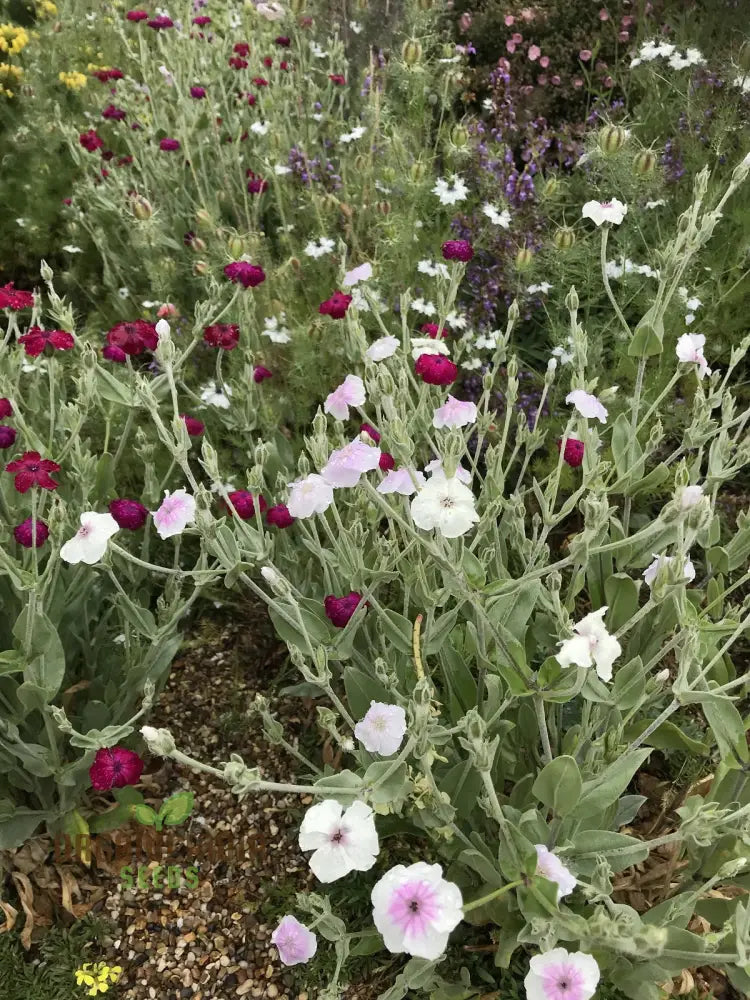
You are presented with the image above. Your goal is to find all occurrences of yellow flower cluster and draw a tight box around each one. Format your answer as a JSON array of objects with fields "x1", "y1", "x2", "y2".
[
  {"x1": 35, "y1": 0, "x2": 58, "y2": 16},
  {"x1": 0, "y1": 24, "x2": 29, "y2": 54},
  {"x1": 59, "y1": 70, "x2": 87, "y2": 90},
  {"x1": 0, "y1": 61, "x2": 22, "y2": 97},
  {"x1": 74, "y1": 963, "x2": 122, "y2": 997}
]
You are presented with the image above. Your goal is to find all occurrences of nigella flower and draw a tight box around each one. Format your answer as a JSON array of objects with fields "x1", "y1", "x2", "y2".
[
  {"x1": 556, "y1": 608, "x2": 621, "y2": 683},
  {"x1": 377, "y1": 467, "x2": 425, "y2": 496},
  {"x1": 287, "y1": 474, "x2": 334, "y2": 518},
  {"x1": 89, "y1": 746, "x2": 144, "y2": 791},
  {"x1": 299, "y1": 799, "x2": 379, "y2": 882},
  {"x1": 203, "y1": 324, "x2": 240, "y2": 350},
  {"x1": 581, "y1": 199, "x2": 628, "y2": 226},
  {"x1": 643, "y1": 554, "x2": 695, "y2": 589},
  {"x1": 432, "y1": 396, "x2": 477, "y2": 429},
  {"x1": 372, "y1": 863, "x2": 463, "y2": 960},
  {"x1": 557, "y1": 438, "x2": 584, "y2": 467},
  {"x1": 482, "y1": 203, "x2": 511, "y2": 227},
  {"x1": 223, "y1": 261, "x2": 266, "y2": 288},
  {"x1": 415, "y1": 354, "x2": 458, "y2": 387},
  {"x1": 304, "y1": 237, "x2": 335, "y2": 258},
  {"x1": 79, "y1": 129, "x2": 104, "y2": 152},
  {"x1": 152, "y1": 489, "x2": 196, "y2": 539},
  {"x1": 253, "y1": 365, "x2": 273, "y2": 383},
  {"x1": 109, "y1": 499, "x2": 149, "y2": 530},
  {"x1": 226, "y1": 491, "x2": 267, "y2": 520},
  {"x1": 271, "y1": 916, "x2": 317, "y2": 967},
  {"x1": 676, "y1": 333, "x2": 711, "y2": 378},
  {"x1": 442, "y1": 240, "x2": 474, "y2": 262},
  {"x1": 319, "y1": 291, "x2": 352, "y2": 319},
  {"x1": 14, "y1": 517, "x2": 49, "y2": 548},
  {"x1": 18, "y1": 326, "x2": 75, "y2": 357},
  {"x1": 60, "y1": 511, "x2": 120, "y2": 564},
  {"x1": 160, "y1": 137, "x2": 181, "y2": 152},
  {"x1": 6, "y1": 451, "x2": 60, "y2": 492},
  {"x1": 0, "y1": 426, "x2": 17, "y2": 448},
  {"x1": 322, "y1": 440, "x2": 381, "y2": 488},
  {"x1": 324, "y1": 374, "x2": 365, "y2": 420},
  {"x1": 325, "y1": 591, "x2": 366, "y2": 627},
  {"x1": 534, "y1": 845, "x2": 576, "y2": 901},
  {"x1": 432, "y1": 174, "x2": 469, "y2": 205},
  {"x1": 365, "y1": 336, "x2": 399, "y2": 362},
  {"x1": 355, "y1": 702, "x2": 407, "y2": 755},
  {"x1": 266, "y1": 503, "x2": 295, "y2": 528},
  {"x1": 565, "y1": 389, "x2": 608, "y2": 423},
  {"x1": 411, "y1": 474, "x2": 479, "y2": 538},
  {"x1": 524, "y1": 948, "x2": 600, "y2": 1000},
  {"x1": 182, "y1": 415, "x2": 205, "y2": 436}
]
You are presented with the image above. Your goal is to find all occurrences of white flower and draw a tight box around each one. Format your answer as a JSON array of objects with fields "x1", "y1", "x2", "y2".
[
  {"x1": 445, "y1": 311, "x2": 468, "y2": 330},
  {"x1": 581, "y1": 198, "x2": 628, "y2": 226},
  {"x1": 482, "y1": 203, "x2": 511, "y2": 227},
  {"x1": 200, "y1": 380, "x2": 232, "y2": 409},
  {"x1": 158, "y1": 64, "x2": 174, "y2": 86},
  {"x1": 433, "y1": 396, "x2": 478, "y2": 429},
  {"x1": 339, "y1": 126, "x2": 366, "y2": 143},
  {"x1": 556, "y1": 608, "x2": 621, "y2": 683},
  {"x1": 62, "y1": 245, "x2": 84, "y2": 253},
  {"x1": 366, "y1": 336, "x2": 399, "y2": 362},
  {"x1": 676, "y1": 333, "x2": 711, "y2": 378},
  {"x1": 260, "y1": 566, "x2": 282, "y2": 587},
  {"x1": 118, "y1": 287, "x2": 130, "y2": 299},
  {"x1": 372, "y1": 862, "x2": 463, "y2": 960},
  {"x1": 343, "y1": 262, "x2": 372, "y2": 287},
  {"x1": 349, "y1": 20, "x2": 363, "y2": 33},
  {"x1": 274, "y1": 164, "x2": 292, "y2": 175},
  {"x1": 152, "y1": 489, "x2": 196, "y2": 540},
  {"x1": 287, "y1": 474, "x2": 334, "y2": 518},
  {"x1": 432, "y1": 175, "x2": 468, "y2": 206},
  {"x1": 551, "y1": 341, "x2": 575, "y2": 365},
  {"x1": 324, "y1": 374, "x2": 366, "y2": 420},
  {"x1": 417, "y1": 259, "x2": 450, "y2": 279},
  {"x1": 411, "y1": 475, "x2": 479, "y2": 538},
  {"x1": 524, "y1": 948, "x2": 600, "y2": 1000},
  {"x1": 424, "y1": 459, "x2": 471, "y2": 484},
  {"x1": 354, "y1": 702, "x2": 407, "y2": 755},
  {"x1": 527, "y1": 282, "x2": 553, "y2": 295},
  {"x1": 566, "y1": 389, "x2": 608, "y2": 423},
  {"x1": 643, "y1": 554, "x2": 695, "y2": 589},
  {"x1": 256, "y1": 1, "x2": 286, "y2": 20},
  {"x1": 250, "y1": 121, "x2": 270, "y2": 136},
  {"x1": 411, "y1": 336, "x2": 449, "y2": 360},
  {"x1": 321, "y1": 440, "x2": 381, "y2": 488},
  {"x1": 377, "y1": 467, "x2": 426, "y2": 496},
  {"x1": 60, "y1": 512, "x2": 120, "y2": 565},
  {"x1": 534, "y1": 846, "x2": 577, "y2": 901},
  {"x1": 263, "y1": 316, "x2": 291, "y2": 344},
  {"x1": 304, "y1": 237, "x2": 335, "y2": 258},
  {"x1": 299, "y1": 800, "x2": 379, "y2": 882},
  {"x1": 309, "y1": 41, "x2": 328, "y2": 58},
  {"x1": 155, "y1": 318, "x2": 170, "y2": 339},
  {"x1": 679, "y1": 484, "x2": 704, "y2": 509},
  {"x1": 645, "y1": 199, "x2": 666, "y2": 209},
  {"x1": 411, "y1": 298, "x2": 437, "y2": 317}
]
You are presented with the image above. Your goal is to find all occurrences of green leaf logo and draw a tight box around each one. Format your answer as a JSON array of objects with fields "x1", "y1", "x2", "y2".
[
  {"x1": 158, "y1": 790, "x2": 194, "y2": 827},
  {"x1": 133, "y1": 803, "x2": 158, "y2": 827}
]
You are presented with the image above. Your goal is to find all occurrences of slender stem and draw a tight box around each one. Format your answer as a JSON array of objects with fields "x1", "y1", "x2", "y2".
[
  {"x1": 463, "y1": 879, "x2": 524, "y2": 914},
  {"x1": 534, "y1": 696, "x2": 553, "y2": 765}
]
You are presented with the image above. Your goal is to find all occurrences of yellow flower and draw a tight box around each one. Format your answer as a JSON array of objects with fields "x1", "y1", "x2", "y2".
[
  {"x1": 74, "y1": 962, "x2": 121, "y2": 995},
  {"x1": 0, "y1": 25, "x2": 29, "y2": 55},
  {"x1": 59, "y1": 70, "x2": 87, "y2": 90},
  {"x1": 36, "y1": 0, "x2": 58, "y2": 16},
  {"x1": 0, "y1": 63, "x2": 23, "y2": 82}
]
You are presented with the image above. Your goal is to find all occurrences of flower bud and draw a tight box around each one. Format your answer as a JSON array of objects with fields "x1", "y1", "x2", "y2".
[
  {"x1": 598, "y1": 124, "x2": 628, "y2": 155},
  {"x1": 195, "y1": 208, "x2": 212, "y2": 228},
  {"x1": 40, "y1": 259, "x2": 53, "y2": 282},
  {"x1": 514, "y1": 247, "x2": 534, "y2": 271},
  {"x1": 402, "y1": 39, "x2": 422, "y2": 65},
  {"x1": 290, "y1": 0, "x2": 306, "y2": 13},
  {"x1": 633, "y1": 149, "x2": 657, "y2": 175},
  {"x1": 441, "y1": 43, "x2": 455, "y2": 59},
  {"x1": 565, "y1": 286, "x2": 580, "y2": 313},
  {"x1": 131, "y1": 195, "x2": 152, "y2": 220},
  {"x1": 450, "y1": 124, "x2": 469, "y2": 148},
  {"x1": 228, "y1": 235, "x2": 245, "y2": 258},
  {"x1": 553, "y1": 226, "x2": 576, "y2": 250},
  {"x1": 191, "y1": 236, "x2": 207, "y2": 253},
  {"x1": 140, "y1": 726, "x2": 176, "y2": 756},
  {"x1": 193, "y1": 260, "x2": 209, "y2": 276}
]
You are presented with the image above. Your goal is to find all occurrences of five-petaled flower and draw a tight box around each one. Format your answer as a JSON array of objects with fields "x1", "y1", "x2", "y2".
[
  {"x1": 556, "y1": 607, "x2": 621, "y2": 682},
  {"x1": 324, "y1": 374, "x2": 365, "y2": 420},
  {"x1": 203, "y1": 324, "x2": 240, "y2": 350},
  {"x1": 534, "y1": 845, "x2": 577, "y2": 901},
  {"x1": 6, "y1": 451, "x2": 60, "y2": 492},
  {"x1": 355, "y1": 702, "x2": 407, "y2": 755},
  {"x1": 581, "y1": 199, "x2": 628, "y2": 226},
  {"x1": 18, "y1": 325, "x2": 75, "y2": 357},
  {"x1": 271, "y1": 915, "x2": 317, "y2": 967},
  {"x1": 319, "y1": 290, "x2": 353, "y2": 319},
  {"x1": 415, "y1": 354, "x2": 458, "y2": 386},
  {"x1": 299, "y1": 799, "x2": 379, "y2": 882},
  {"x1": 152, "y1": 489, "x2": 196, "y2": 539},
  {"x1": 224, "y1": 261, "x2": 266, "y2": 288},
  {"x1": 372, "y1": 862, "x2": 463, "y2": 960},
  {"x1": 89, "y1": 746, "x2": 144, "y2": 791},
  {"x1": 61, "y1": 511, "x2": 120, "y2": 564},
  {"x1": 524, "y1": 948, "x2": 600, "y2": 1000},
  {"x1": 411, "y1": 472, "x2": 479, "y2": 538},
  {"x1": 676, "y1": 333, "x2": 711, "y2": 378},
  {"x1": 324, "y1": 591, "x2": 366, "y2": 627},
  {"x1": 565, "y1": 389, "x2": 608, "y2": 423}
]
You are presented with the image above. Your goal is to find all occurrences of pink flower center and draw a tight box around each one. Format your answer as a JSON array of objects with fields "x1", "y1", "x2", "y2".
[
  {"x1": 542, "y1": 961, "x2": 587, "y2": 1000},
  {"x1": 78, "y1": 523, "x2": 92, "y2": 538},
  {"x1": 440, "y1": 497, "x2": 456, "y2": 510},
  {"x1": 330, "y1": 828, "x2": 346, "y2": 844},
  {"x1": 387, "y1": 879, "x2": 439, "y2": 937}
]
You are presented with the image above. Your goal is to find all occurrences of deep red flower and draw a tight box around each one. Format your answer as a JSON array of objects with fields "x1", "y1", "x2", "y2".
[
  {"x1": 246, "y1": 171, "x2": 268, "y2": 194},
  {"x1": 557, "y1": 438, "x2": 585, "y2": 468},
  {"x1": 116, "y1": 155, "x2": 134, "y2": 167},
  {"x1": 14, "y1": 517, "x2": 49, "y2": 548},
  {"x1": 126, "y1": 9, "x2": 148, "y2": 21},
  {"x1": 92, "y1": 68, "x2": 123, "y2": 82},
  {"x1": 106, "y1": 319, "x2": 158, "y2": 356},
  {"x1": 415, "y1": 354, "x2": 458, "y2": 386},
  {"x1": 252, "y1": 77, "x2": 269, "y2": 87},
  {"x1": 109, "y1": 498, "x2": 149, "y2": 530},
  {"x1": 0, "y1": 283, "x2": 34, "y2": 311},
  {"x1": 101, "y1": 150, "x2": 114, "y2": 161},
  {"x1": 319, "y1": 291, "x2": 352, "y2": 320},
  {"x1": 421, "y1": 322, "x2": 448, "y2": 339},
  {"x1": 5, "y1": 451, "x2": 60, "y2": 492},
  {"x1": 360, "y1": 422, "x2": 381, "y2": 443},
  {"x1": 0, "y1": 426, "x2": 17, "y2": 449},
  {"x1": 147, "y1": 15, "x2": 173, "y2": 29},
  {"x1": 0, "y1": 398, "x2": 12, "y2": 419},
  {"x1": 102, "y1": 345, "x2": 127, "y2": 363},
  {"x1": 181, "y1": 415, "x2": 205, "y2": 436},
  {"x1": 442, "y1": 239, "x2": 474, "y2": 262},
  {"x1": 18, "y1": 326, "x2": 75, "y2": 358},
  {"x1": 160, "y1": 137, "x2": 180, "y2": 151},
  {"x1": 226, "y1": 491, "x2": 267, "y2": 520},
  {"x1": 192, "y1": 15, "x2": 211, "y2": 25},
  {"x1": 253, "y1": 365, "x2": 273, "y2": 383},
  {"x1": 266, "y1": 503, "x2": 295, "y2": 528},
  {"x1": 229, "y1": 57, "x2": 248, "y2": 70},
  {"x1": 379, "y1": 452, "x2": 395, "y2": 471},
  {"x1": 246, "y1": 92, "x2": 256, "y2": 106},
  {"x1": 224, "y1": 261, "x2": 266, "y2": 288},
  {"x1": 79, "y1": 129, "x2": 104, "y2": 152},
  {"x1": 324, "y1": 592, "x2": 366, "y2": 628},
  {"x1": 275, "y1": 36, "x2": 291, "y2": 47},
  {"x1": 204, "y1": 324, "x2": 240, "y2": 350},
  {"x1": 89, "y1": 746, "x2": 144, "y2": 791},
  {"x1": 234, "y1": 42, "x2": 250, "y2": 56},
  {"x1": 280, "y1": 60, "x2": 289, "y2": 70},
  {"x1": 102, "y1": 104, "x2": 126, "y2": 121},
  {"x1": 328, "y1": 74, "x2": 346, "y2": 85},
  {"x1": 263, "y1": 56, "x2": 273, "y2": 68},
  {"x1": 190, "y1": 85, "x2": 206, "y2": 99}
]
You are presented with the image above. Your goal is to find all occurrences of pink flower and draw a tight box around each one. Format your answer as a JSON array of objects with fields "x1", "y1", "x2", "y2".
[
  {"x1": 504, "y1": 15, "x2": 515, "y2": 26},
  {"x1": 512, "y1": 32, "x2": 523, "y2": 43},
  {"x1": 181, "y1": 415, "x2": 205, "y2": 437},
  {"x1": 152, "y1": 489, "x2": 196, "y2": 539},
  {"x1": 618, "y1": 30, "x2": 629, "y2": 42},
  {"x1": 106, "y1": 319, "x2": 157, "y2": 356},
  {"x1": 192, "y1": 16, "x2": 211, "y2": 26},
  {"x1": 599, "y1": 8, "x2": 609, "y2": 20},
  {"x1": 566, "y1": 389, "x2": 608, "y2": 423},
  {"x1": 287, "y1": 474, "x2": 334, "y2": 518},
  {"x1": 534, "y1": 845, "x2": 577, "y2": 901},
  {"x1": 372, "y1": 862, "x2": 463, "y2": 960},
  {"x1": 415, "y1": 354, "x2": 458, "y2": 387},
  {"x1": 103, "y1": 345, "x2": 127, "y2": 363},
  {"x1": 506, "y1": 40, "x2": 516, "y2": 53},
  {"x1": 271, "y1": 915, "x2": 317, "y2": 966},
  {"x1": 524, "y1": 948, "x2": 600, "y2": 1000},
  {"x1": 539, "y1": 55, "x2": 550, "y2": 68},
  {"x1": 528, "y1": 44, "x2": 541, "y2": 61},
  {"x1": 266, "y1": 503, "x2": 295, "y2": 528},
  {"x1": 441, "y1": 239, "x2": 474, "y2": 262},
  {"x1": 324, "y1": 591, "x2": 366, "y2": 627},
  {"x1": 203, "y1": 324, "x2": 240, "y2": 350},
  {"x1": 537, "y1": 74, "x2": 548, "y2": 86},
  {"x1": 224, "y1": 261, "x2": 266, "y2": 288},
  {"x1": 226, "y1": 491, "x2": 267, "y2": 520},
  {"x1": 551, "y1": 74, "x2": 561, "y2": 85},
  {"x1": 322, "y1": 440, "x2": 381, "y2": 488},
  {"x1": 557, "y1": 438, "x2": 584, "y2": 467},
  {"x1": 14, "y1": 517, "x2": 49, "y2": 548},
  {"x1": 573, "y1": 77, "x2": 584, "y2": 88},
  {"x1": 343, "y1": 262, "x2": 373, "y2": 287},
  {"x1": 324, "y1": 374, "x2": 366, "y2": 420},
  {"x1": 579, "y1": 49, "x2": 592, "y2": 61},
  {"x1": 157, "y1": 303, "x2": 177, "y2": 318},
  {"x1": 432, "y1": 396, "x2": 478, "y2": 429},
  {"x1": 377, "y1": 467, "x2": 425, "y2": 496},
  {"x1": 160, "y1": 137, "x2": 180, "y2": 151},
  {"x1": 89, "y1": 746, "x2": 144, "y2": 791},
  {"x1": 319, "y1": 291, "x2": 353, "y2": 319},
  {"x1": 109, "y1": 499, "x2": 149, "y2": 530}
]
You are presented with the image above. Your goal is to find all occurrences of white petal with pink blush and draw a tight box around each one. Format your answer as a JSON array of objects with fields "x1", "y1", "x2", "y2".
[
  {"x1": 372, "y1": 862, "x2": 463, "y2": 960},
  {"x1": 432, "y1": 395, "x2": 478, "y2": 429},
  {"x1": 298, "y1": 800, "x2": 379, "y2": 883}
]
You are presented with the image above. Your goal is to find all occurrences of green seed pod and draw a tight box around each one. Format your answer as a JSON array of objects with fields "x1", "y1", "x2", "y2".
[
  {"x1": 290, "y1": 0, "x2": 306, "y2": 13},
  {"x1": 376, "y1": 200, "x2": 391, "y2": 215},
  {"x1": 451, "y1": 124, "x2": 469, "y2": 148},
  {"x1": 195, "y1": 208, "x2": 212, "y2": 228},
  {"x1": 542, "y1": 176, "x2": 560, "y2": 199},
  {"x1": 227, "y1": 235, "x2": 244, "y2": 258},
  {"x1": 402, "y1": 39, "x2": 422, "y2": 65},
  {"x1": 738, "y1": 40, "x2": 750, "y2": 72},
  {"x1": 410, "y1": 161, "x2": 428, "y2": 182},
  {"x1": 514, "y1": 247, "x2": 534, "y2": 271},
  {"x1": 191, "y1": 236, "x2": 207, "y2": 253},
  {"x1": 633, "y1": 149, "x2": 657, "y2": 175},
  {"x1": 597, "y1": 124, "x2": 628, "y2": 155},
  {"x1": 131, "y1": 195, "x2": 152, "y2": 220},
  {"x1": 553, "y1": 227, "x2": 576, "y2": 250},
  {"x1": 442, "y1": 43, "x2": 455, "y2": 59},
  {"x1": 354, "y1": 154, "x2": 368, "y2": 172}
]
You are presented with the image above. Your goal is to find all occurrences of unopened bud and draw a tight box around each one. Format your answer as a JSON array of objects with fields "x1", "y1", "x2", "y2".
[
  {"x1": 228, "y1": 235, "x2": 244, "y2": 258},
  {"x1": 140, "y1": 726, "x2": 176, "y2": 756},
  {"x1": 290, "y1": 0, "x2": 306, "y2": 13},
  {"x1": 195, "y1": 208, "x2": 212, "y2": 228},
  {"x1": 598, "y1": 124, "x2": 628, "y2": 155},
  {"x1": 193, "y1": 260, "x2": 209, "y2": 276},
  {"x1": 376, "y1": 200, "x2": 391, "y2": 215},
  {"x1": 191, "y1": 235, "x2": 207, "y2": 253},
  {"x1": 411, "y1": 161, "x2": 428, "y2": 182},
  {"x1": 542, "y1": 176, "x2": 559, "y2": 199},
  {"x1": 565, "y1": 286, "x2": 580, "y2": 313}
]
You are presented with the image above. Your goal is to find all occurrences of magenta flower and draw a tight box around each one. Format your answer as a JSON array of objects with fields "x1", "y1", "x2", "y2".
[
  {"x1": 226, "y1": 491, "x2": 267, "y2": 520},
  {"x1": 203, "y1": 324, "x2": 240, "y2": 350},
  {"x1": 190, "y1": 85, "x2": 206, "y2": 98},
  {"x1": 557, "y1": 438, "x2": 584, "y2": 468},
  {"x1": 0, "y1": 426, "x2": 17, "y2": 449},
  {"x1": 147, "y1": 15, "x2": 173, "y2": 29},
  {"x1": 266, "y1": 503, "x2": 295, "y2": 528},
  {"x1": 0, "y1": 398, "x2": 12, "y2": 419},
  {"x1": 192, "y1": 16, "x2": 211, "y2": 26},
  {"x1": 319, "y1": 291, "x2": 352, "y2": 319},
  {"x1": 254, "y1": 365, "x2": 273, "y2": 383},
  {"x1": 324, "y1": 591, "x2": 366, "y2": 627},
  {"x1": 271, "y1": 915, "x2": 317, "y2": 967},
  {"x1": 5, "y1": 451, "x2": 60, "y2": 492},
  {"x1": 14, "y1": 517, "x2": 49, "y2": 548},
  {"x1": 441, "y1": 239, "x2": 474, "y2": 262},
  {"x1": 79, "y1": 129, "x2": 104, "y2": 152},
  {"x1": 360, "y1": 423, "x2": 381, "y2": 443},
  {"x1": 89, "y1": 746, "x2": 144, "y2": 791},
  {"x1": 160, "y1": 137, "x2": 180, "y2": 152},
  {"x1": 109, "y1": 498, "x2": 149, "y2": 530},
  {"x1": 126, "y1": 9, "x2": 148, "y2": 21},
  {"x1": 379, "y1": 452, "x2": 395, "y2": 471},
  {"x1": 102, "y1": 104, "x2": 126, "y2": 121},
  {"x1": 18, "y1": 326, "x2": 75, "y2": 358},
  {"x1": 0, "y1": 283, "x2": 33, "y2": 311},
  {"x1": 181, "y1": 415, "x2": 205, "y2": 437},
  {"x1": 224, "y1": 261, "x2": 266, "y2": 288},
  {"x1": 103, "y1": 345, "x2": 127, "y2": 363},
  {"x1": 275, "y1": 35, "x2": 291, "y2": 46},
  {"x1": 415, "y1": 354, "x2": 458, "y2": 387},
  {"x1": 421, "y1": 322, "x2": 448, "y2": 339}
]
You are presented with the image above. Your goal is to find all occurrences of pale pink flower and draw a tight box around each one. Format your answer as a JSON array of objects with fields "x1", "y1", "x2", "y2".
[
  {"x1": 538, "y1": 74, "x2": 548, "y2": 86},
  {"x1": 511, "y1": 32, "x2": 523, "y2": 43},
  {"x1": 432, "y1": 395, "x2": 478, "y2": 429},
  {"x1": 152, "y1": 489, "x2": 196, "y2": 539},
  {"x1": 504, "y1": 14, "x2": 515, "y2": 26},
  {"x1": 355, "y1": 702, "x2": 407, "y2": 755},
  {"x1": 322, "y1": 440, "x2": 382, "y2": 488},
  {"x1": 324, "y1": 374, "x2": 366, "y2": 419},
  {"x1": 506, "y1": 40, "x2": 517, "y2": 53},
  {"x1": 157, "y1": 303, "x2": 177, "y2": 318},
  {"x1": 528, "y1": 44, "x2": 541, "y2": 61},
  {"x1": 366, "y1": 336, "x2": 399, "y2": 362},
  {"x1": 539, "y1": 55, "x2": 550, "y2": 68},
  {"x1": 581, "y1": 199, "x2": 628, "y2": 226},
  {"x1": 676, "y1": 333, "x2": 711, "y2": 378},
  {"x1": 599, "y1": 8, "x2": 609, "y2": 20},
  {"x1": 372, "y1": 862, "x2": 463, "y2": 960},
  {"x1": 377, "y1": 467, "x2": 426, "y2": 496},
  {"x1": 535, "y1": 846, "x2": 577, "y2": 901},
  {"x1": 565, "y1": 389, "x2": 608, "y2": 423},
  {"x1": 643, "y1": 554, "x2": 695, "y2": 589},
  {"x1": 524, "y1": 948, "x2": 600, "y2": 1000},
  {"x1": 343, "y1": 262, "x2": 373, "y2": 287},
  {"x1": 287, "y1": 474, "x2": 334, "y2": 518},
  {"x1": 271, "y1": 916, "x2": 317, "y2": 966},
  {"x1": 579, "y1": 49, "x2": 592, "y2": 61},
  {"x1": 299, "y1": 800, "x2": 379, "y2": 882},
  {"x1": 424, "y1": 458, "x2": 471, "y2": 484},
  {"x1": 551, "y1": 75, "x2": 561, "y2": 85}
]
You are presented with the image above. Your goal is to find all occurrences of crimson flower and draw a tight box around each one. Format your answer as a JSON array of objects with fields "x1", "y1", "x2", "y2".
[
  {"x1": 229, "y1": 57, "x2": 248, "y2": 70},
  {"x1": 324, "y1": 592, "x2": 367, "y2": 628},
  {"x1": 192, "y1": 15, "x2": 211, "y2": 25},
  {"x1": 234, "y1": 42, "x2": 250, "y2": 56},
  {"x1": 226, "y1": 491, "x2": 267, "y2": 520},
  {"x1": 105, "y1": 319, "x2": 158, "y2": 356},
  {"x1": 147, "y1": 15, "x2": 173, "y2": 29},
  {"x1": 0, "y1": 283, "x2": 34, "y2": 311},
  {"x1": 442, "y1": 239, "x2": 474, "y2": 262},
  {"x1": 181, "y1": 415, "x2": 205, "y2": 436},
  {"x1": 102, "y1": 345, "x2": 127, "y2": 363},
  {"x1": 109, "y1": 498, "x2": 149, "y2": 530},
  {"x1": 319, "y1": 291, "x2": 352, "y2": 319},
  {"x1": 246, "y1": 172, "x2": 268, "y2": 194},
  {"x1": 280, "y1": 60, "x2": 289, "y2": 70},
  {"x1": 0, "y1": 398, "x2": 12, "y2": 418},
  {"x1": 102, "y1": 104, "x2": 126, "y2": 121},
  {"x1": 0, "y1": 426, "x2": 17, "y2": 449},
  {"x1": 252, "y1": 76, "x2": 269, "y2": 87},
  {"x1": 190, "y1": 85, "x2": 206, "y2": 99},
  {"x1": 421, "y1": 322, "x2": 448, "y2": 339},
  {"x1": 89, "y1": 746, "x2": 144, "y2": 791},
  {"x1": 266, "y1": 504, "x2": 295, "y2": 528},
  {"x1": 6, "y1": 451, "x2": 60, "y2": 492},
  {"x1": 126, "y1": 9, "x2": 148, "y2": 21},
  {"x1": 558, "y1": 438, "x2": 585, "y2": 468},
  {"x1": 79, "y1": 129, "x2": 104, "y2": 153},
  {"x1": 224, "y1": 261, "x2": 266, "y2": 288},
  {"x1": 204, "y1": 324, "x2": 240, "y2": 350},
  {"x1": 160, "y1": 137, "x2": 180, "y2": 151},
  {"x1": 253, "y1": 365, "x2": 273, "y2": 383},
  {"x1": 379, "y1": 452, "x2": 395, "y2": 471},
  {"x1": 415, "y1": 354, "x2": 458, "y2": 386},
  {"x1": 275, "y1": 36, "x2": 291, "y2": 46},
  {"x1": 14, "y1": 517, "x2": 49, "y2": 548},
  {"x1": 329, "y1": 74, "x2": 346, "y2": 85},
  {"x1": 360, "y1": 423, "x2": 381, "y2": 443},
  {"x1": 18, "y1": 326, "x2": 75, "y2": 358}
]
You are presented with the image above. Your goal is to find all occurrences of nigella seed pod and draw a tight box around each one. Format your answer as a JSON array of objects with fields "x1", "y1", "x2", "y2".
[
  {"x1": 376, "y1": 200, "x2": 391, "y2": 215},
  {"x1": 514, "y1": 248, "x2": 534, "y2": 271},
  {"x1": 441, "y1": 43, "x2": 455, "y2": 59},
  {"x1": 554, "y1": 227, "x2": 576, "y2": 250},
  {"x1": 193, "y1": 260, "x2": 209, "y2": 276},
  {"x1": 354, "y1": 154, "x2": 367, "y2": 172},
  {"x1": 228, "y1": 235, "x2": 245, "y2": 258},
  {"x1": 450, "y1": 124, "x2": 469, "y2": 148},
  {"x1": 290, "y1": 0, "x2": 306, "y2": 13},
  {"x1": 195, "y1": 208, "x2": 212, "y2": 228},
  {"x1": 542, "y1": 177, "x2": 560, "y2": 199},
  {"x1": 411, "y1": 161, "x2": 427, "y2": 182},
  {"x1": 290, "y1": 257, "x2": 301, "y2": 274},
  {"x1": 598, "y1": 124, "x2": 628, "y2": 155},
  {"x1": 191, "y1": 236, "x2": 207, "y2": 253},
  {"x1": 402, "y1": 39, "x2": 422, "y2": 65},
  {"x1": 634, "y1": 149, "x2": 657, "y2": 175},
  {"x1": 131, "y1": 195, "x2": 152, "y2": 220}
]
